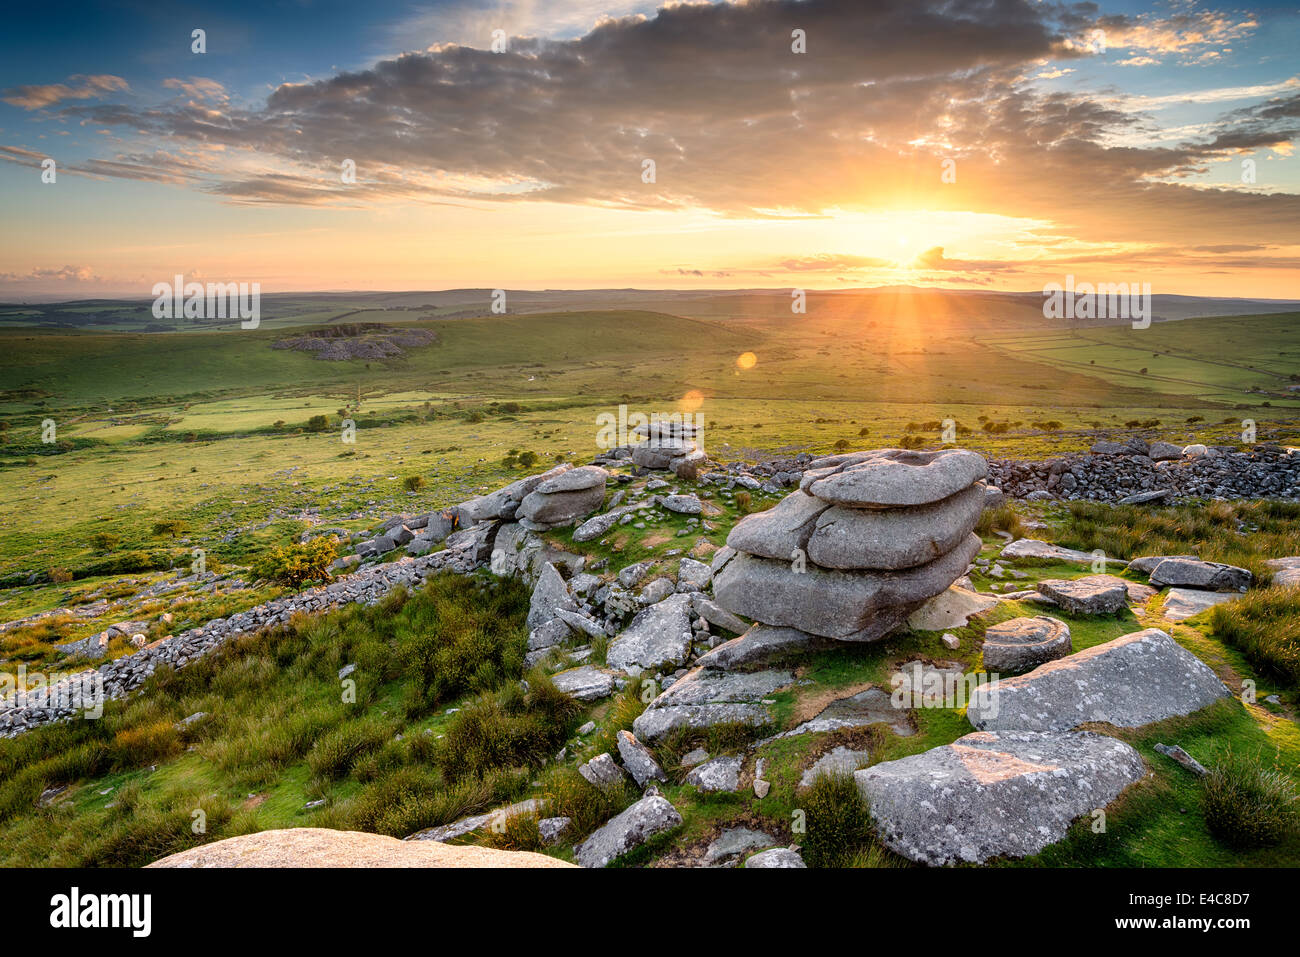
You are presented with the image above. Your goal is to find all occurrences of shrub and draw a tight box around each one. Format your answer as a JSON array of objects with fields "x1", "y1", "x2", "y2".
[
  {"x1": 1202, "y1": 752, "x2": 1299, "y2": 849},
  {"x1": 88, "y1": 531, "x2": 120, "y2": 552},
  {"x1": 801, "y1": 771, "x2": 876, "y2": 868},
  {"x1": 402, "y1": 475, "x2": 426, "y2": 491},
  {"x1": 435, "y1": 675, "x2": 580, "y2": 783},
  {"x1": 48, "y1": 567, "x2": 73, "y2": 584},
  {"x1": 306, "y1": 715, "x2": 397, "y2": 780},
  {"x1": 393, "y1": 575, "x2": 529, "y2": 713},
  {"x1": 734, "y1": 490, "x2": 753, "y2": 514},
  {"x1": 253, "y1": 538, "x2": 338, "y2": 587},
  {"x1": 151, "y1": 519, "x2": 186, "y2": 538},
  {"x1": 305, "y1": 414, "x2": 331, "y2": 432}
]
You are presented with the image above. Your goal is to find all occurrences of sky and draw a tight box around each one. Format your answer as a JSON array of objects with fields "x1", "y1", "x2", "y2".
[{"x1": 0, "y1": 0, "x2": 1298, "y2": 299}]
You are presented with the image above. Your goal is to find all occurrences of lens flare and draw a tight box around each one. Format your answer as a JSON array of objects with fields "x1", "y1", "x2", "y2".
[{"x1": 736, "y1": 352, "x2": 757, "y2": 370}]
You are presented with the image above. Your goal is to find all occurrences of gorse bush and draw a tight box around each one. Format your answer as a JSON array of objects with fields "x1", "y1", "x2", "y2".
[
  {"x1": 252, "y1": 537, "x2": 337, "y2": 587},
  {"x1": 1202, "y1": 752, "x2": 1299, "y2": 849},
  {"x1": 393, "y1": 577, "x2": 529, "y2": 715}
]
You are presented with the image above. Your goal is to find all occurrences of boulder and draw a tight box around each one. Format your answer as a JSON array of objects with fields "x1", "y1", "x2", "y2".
[
  {"x1": 696, "y1": 624, "x2": 830, "y2": 671},
  {"x1": 713, "y1": 534, "x2": 981, "y2": 640},
  {"x1": 744, "y1": 847, "x2": 807, "y2": 868},
  {"x1": 704, "y1": 828, "x2": 777, "y2": 866},
  {"x1": 149, "y1": 828, "x2": 572, "y2": 868},
  {"x1": 533, "y1": 465, "x2": 607, "y2": 493},
  {"x1": 684, "y1": 755, "x2": 743, "y2": 792},
  {"x1": 1035, "y1": 577, "x2": 1128, "y2": 615},
  {"x1": 781, "y1": 687, "x2": 912, "y2": 738},
  {"x1": 517, "y1": 484, "x2": 607, "y2": 529},
  {"x1": 999, "y1": 539, "x2": 1098, "y2": 565},
  {"x1": 632, "y1": 667, "x2": 794, "y2": 744},
  {"x1": 578, "y1": 752, "x2": 627, "y2": 789},
  {"x1": 906, "y1": 585, "x2": 999, "y2": 631},
  {"x1": 551, "y1": 665, "x2": 617, "y2": 702},
  {"x1": 799, "y1": 448, "x2": 988, "y2": 508},
  {"x1": 967, "y1": 628, "x2": 1231, "y2": 732},
  {"x1": 981, "y1": 616, "x2": 1071, "y2": 675},
  {"x1": 856, "y1": 730, "x2": 1146, "y2": 865},
  {"x1": 1125, "y1": 554, "x2": 1197, "y2": 575},
  {"x1": 1265, "y1": 557, "x2": 1300, "y2": 588},
  {"x1": 606, "y1": 593, "x2": 694, "y2": 674},
  {"x1": 1161, "y1": 588, "x2": 1237, "y2": 622},
  {"x1": 572, "y1": 505, "x2": 636, "y2": 542},
  {"x1": 1149, "y1": 558, "x2": 1253, "y2": 592},
  {"x1": 1147, "y1": 441, "x2": 1183, "y2": 462},
  {"x1": 800, "y1": 746, "x2": 874, "y2": 787},
  {"x1": 617, "y1": 729, "x2": 667, "y2": 788},
  {"x1": 676, "y1": 557, "x2": 713, "y2": 592},
  {"x1": 807, "y1": 483, "x2": 986, "y2": 570},
  {"x1": 725, "y1": 491, "x2": 829, "y2": 561},
  {"x1": 574, "y1": 792, "x2": 682, "y2": 868},
  {"x1": 661, "y1": 494, "x2": 702, "y2": 515},
  {"x1": 526, "y1": 562, "x2": 576, "y2": 631},
  {"x1": 691, "y1": 596, "x2": 749, "y2": 636}
]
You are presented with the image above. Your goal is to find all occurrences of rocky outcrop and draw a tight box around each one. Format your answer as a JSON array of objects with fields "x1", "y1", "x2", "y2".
[
  {"x1": 988, "y1": 444, "x2": 1299, "y2": 503},
  {"x1": 713, "y1": 449, "x2": 988, "y2": 643}
]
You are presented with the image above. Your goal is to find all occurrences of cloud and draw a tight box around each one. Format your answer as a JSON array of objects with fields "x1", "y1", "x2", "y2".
[
  {"x1": 1, "y1": 74, "x2": 128, "y2": 110},
  {"x1": 22, "y1": 0, "x2": 1300, "y2": 252},
  {"x1": 0, "y1": 265, "x2": 103, "y2": 283}
]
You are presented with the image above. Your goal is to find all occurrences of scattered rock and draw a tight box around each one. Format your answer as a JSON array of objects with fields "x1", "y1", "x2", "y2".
[
  {"x1": 967, "y1": 628, "x2": 1231, "y2": 732},
  {"x1": 574, "y1": 792, "x2": 682, "y2": 868},
  {"x1": 856, "y1": 730, "x2": 1147, "y2": 865}
]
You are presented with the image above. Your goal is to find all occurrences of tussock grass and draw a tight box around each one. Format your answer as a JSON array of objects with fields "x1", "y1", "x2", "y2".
[
  {"x1": 1202, "y1": 751, "x2": 1300, "y2": 849},
  {"x1": 1210, "y1": 586, "x2": 1300, "y2": 688},
  {"x1": 799, "y1": 771, "x2": 880, "y2": 868},
  {"x1": 975, "y1": 502, "x2": 1029, "y2": 540},
  {"x1": 435, "y1": 673, "x2": 581, "y2": 783}
]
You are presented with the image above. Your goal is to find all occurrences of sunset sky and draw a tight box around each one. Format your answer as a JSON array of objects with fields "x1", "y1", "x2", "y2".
[{"x1": 1, "y1": 0, "x2": 1298, "y2": 299}]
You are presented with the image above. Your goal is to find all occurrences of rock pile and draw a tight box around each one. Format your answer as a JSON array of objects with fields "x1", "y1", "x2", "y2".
[
  {"x1": 987, "y1": 443, "x2": 1298, "y2": 503},
  {"x1": 628, "y1": 420, "x2": 707, "y2": 478},
  {"x1": 712, "y1": 449, "x2": 987, "y2": 641}
]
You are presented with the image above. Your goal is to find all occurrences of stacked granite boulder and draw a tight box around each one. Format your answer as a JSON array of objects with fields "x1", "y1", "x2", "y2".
[
  {"x1": 630, "y1": 420, "x2": 707, "y2": 478},
  {"x1": 713, "y1": 448, "x2": 988, "y2": 642}
]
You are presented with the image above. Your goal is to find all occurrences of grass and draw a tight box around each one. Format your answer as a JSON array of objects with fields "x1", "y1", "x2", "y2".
[
  {"x1": 1202, "y1": 750, "x2": 1300, "y2": 849},
  {"x1": 1209, "y1": 586, "x2": 1300, "y2": 689},
  {"x1": 0, "y1": 571, "x2": 541, "y2": 865},
  {"x1": 798, "y1": 771, "x2": 881, "y2": 868},
  {"x1": 1055, "y1": 499, "x2": 1300, "y2": 583}
]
